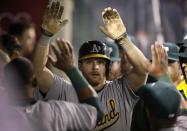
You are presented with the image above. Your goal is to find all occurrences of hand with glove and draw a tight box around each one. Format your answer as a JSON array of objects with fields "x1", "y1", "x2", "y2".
[
  {"x1": 41, "y1": 1, "x2": 68, "y2": 37},
  {"x1": 100, "y1": 7, "x2": 127, "y2": 42}
]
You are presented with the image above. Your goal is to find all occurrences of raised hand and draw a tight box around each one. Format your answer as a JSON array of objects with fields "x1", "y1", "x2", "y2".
[
  {"x1": 49, "y1": 38, "x2": 74, "y2": 71},
  {"x1": 42, "y1": 1, "x2": 68, "y2": 36},
  {"x1": 146, "y1": 41, "x2": 168, "y2": 79},
  {"x1": 100, "y1": 7, "x2": 126, "y2": 40}
]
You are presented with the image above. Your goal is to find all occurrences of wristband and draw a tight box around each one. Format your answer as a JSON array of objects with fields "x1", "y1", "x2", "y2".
[
  {"x1": 65, "y1": 67, "x2": 89, "y2": 91},
  {"x1": 84, "y1": 97, "x2": 104, "y2": 122},
  {"x1": 66, "y1": 67, "x2": 104, "y2": 121},
  {"x1": 41, "y1": 28, "x2": 53, "y2": 37},
  {"x1": 115, "y1": 32, "x2": 128, "y2": 44},
  {"x1": 38, "y1": 35, "x2": 51, "y2": 46},
  {"x1": 159, "y1": 73, "x2": 173, "y2": 84}
]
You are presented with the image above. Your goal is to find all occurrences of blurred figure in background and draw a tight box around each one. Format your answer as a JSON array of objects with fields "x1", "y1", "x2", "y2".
[
  {"x1": 106, "y1": 42, "x2": 121, "y2": 80},
  {"x1": 163, "y1": 42, "x2": 187, "y2": 110},
  {"x1": 0, "y1": 33, "x2": 22, "y2": 59},
  {"x1": 164, "y1": 42, "x2": 187, "y2": 102},
  {"x1": 137, "y1": 81, "x2": 187, "y2": 131},
  {"x1": 3, "y1": 54, "x2": 102, "y2": 131},
  {"x1": 106, "y1": 35, "x2": 140, "y2": 81},
  {"x1": 164, "y1": 42, "x2": 181, "y2": 86},
  {"x1": 0, "y1": 49, "x2": 10, "y2": 87},
  {"x1": 173, "y1": 40, "x2": 187, "y2": 102},
  {"x1": 0, "y1": 33, "x2": 22, "y2": 87},
  {"x1": 8, "y1": 20, "x2": 36, "y2": 59}
]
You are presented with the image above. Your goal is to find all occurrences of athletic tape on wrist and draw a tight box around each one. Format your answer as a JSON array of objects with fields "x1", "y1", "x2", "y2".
[
  {"x1": 41, "y1": 28, "x2": 54, "y2": 37},
  {"x1": 38, "y1": 35, "x2": 51, "y2": 46},
  {"x1": 65, "y1": 67, "x2": 89, "y2": 91},
  {"x1": 115, "y1": 32, "x2": 128, "y2": 44},
  {"x1": 65, "y1": 67, "x2": 104, "y2": 121},
  {"x1": 84, "y1": 97, "x2": 104, "y2": 122}
]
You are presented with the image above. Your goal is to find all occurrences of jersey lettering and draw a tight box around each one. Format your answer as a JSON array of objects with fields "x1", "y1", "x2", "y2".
[{"x1": 95, "y1": 99, "x2": 119, "y2": 130}]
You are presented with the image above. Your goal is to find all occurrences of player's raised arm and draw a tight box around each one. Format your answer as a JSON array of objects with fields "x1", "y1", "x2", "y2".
[
  {"x1": 33, "y1": 1, "x2": 68, "y2": 93},
  {"x1": 146, "y1": 41, "x2": 169, "y2": 80},
  {"x1": 99, "y1": 7, "x2": 148, "y2": 91}
]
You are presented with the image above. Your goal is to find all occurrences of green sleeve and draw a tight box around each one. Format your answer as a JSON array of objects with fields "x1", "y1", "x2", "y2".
[{"x1": 158, "y1": 74, "x2": 173, "y2": 84}]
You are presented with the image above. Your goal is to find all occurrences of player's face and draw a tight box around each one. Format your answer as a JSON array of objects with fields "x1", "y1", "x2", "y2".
[
  {"x1": 168, "y1": 61, "x2": 180, "y2": 82},
  {"x1": 182, "y1": 63, "x2": 187, "y2": 78},
  {"x1": 79, "y1": 58, "x2": 106, "y2": 87},
  {"x1": 18, "y1": 27, "x2": 36, "y2": 55}
]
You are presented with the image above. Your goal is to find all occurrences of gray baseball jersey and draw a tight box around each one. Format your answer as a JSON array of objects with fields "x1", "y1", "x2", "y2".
[
  {"x1": 38, "y1": 75, "x2": 139, "y2": 131},
  {"x1": 0, "y1": 93, "x2": 33, "y2": 131},
  {"x1": 35, "y1": 76, "x2": 78, "y2": 102},
  {"x1": 17, "y1": 100, "x2": 97, "y2": 131}
]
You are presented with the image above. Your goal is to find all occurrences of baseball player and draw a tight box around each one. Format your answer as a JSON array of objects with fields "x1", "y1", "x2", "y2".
[
  {"x1": 0, "y1": 33, "x2": 22, "y2": 59},
  {"x1": 162, "y1": 42, "x2": 187, "y2": 110},
  {"x1": 3, "y1": 38, "x2": 103, "y2": 130},
  {"x1": 105, "y1": 42, "x2": 121, "y2": 80},
  {"x1": 34, "y1": 3, "x2": 151, "y2": 130},
  {"x1": 137, "y1": 81, "x2": 186, "y2": 131},
  {"x1": 172, "y1": 39, "x2": 187, "y2": 100},
  {"x1": 131, "y1": 41, "x2": 179, "y2": 131}
]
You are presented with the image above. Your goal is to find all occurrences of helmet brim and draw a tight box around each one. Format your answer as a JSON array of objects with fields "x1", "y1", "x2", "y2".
[
  {"x1": 79, "y1": 53, "x2": 111, "y2": 61},
  {"x1": 173, "y1": 52, "x2": 187, "y2": 58}
]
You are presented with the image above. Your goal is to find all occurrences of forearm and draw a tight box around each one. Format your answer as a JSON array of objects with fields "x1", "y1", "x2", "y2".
[
  {"x1": 65, "y1": 66, "x2": 98, "y2": 102},
  {"x1": 34, "y1": 48, "x2": 49, "y2": 76},
  {"x1": 33, "y1": 35, "x2": 54, "y2": 93},
  {"x1": 157, "y1": 73, "x2": 172, "y2": 83},
  {"x1": 118, "y1": 36, "x2": 148, "y2": 75}
]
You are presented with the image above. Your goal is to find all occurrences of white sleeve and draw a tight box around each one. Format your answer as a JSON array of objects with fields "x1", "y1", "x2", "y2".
[{"x1": 49, "y1": 101, "x2": 97, "y2": 131}]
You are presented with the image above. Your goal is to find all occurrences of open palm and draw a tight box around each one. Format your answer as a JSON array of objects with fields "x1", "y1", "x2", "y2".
[
  {"x1": 100, "y1": 7, "x2": 126, "y2": 40},
  {"x1": 42, "y1": 1, "x2": 68, "y2": 35}
]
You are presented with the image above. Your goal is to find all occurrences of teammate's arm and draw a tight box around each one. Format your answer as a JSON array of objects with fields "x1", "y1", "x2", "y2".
[
  {"x1": 49, "y1": 101, "x2": 98, "y2": 130},
  {"x1": 33, "y1": 1, "x2": 68, "y2": 93},
  {"x1": 100, "y1": 7, "x2": 148, "y2": 91},
  {"x1": 126, "y1": 41, "x2": 169, "y2": 91},
  {"x1": 146, "y1": 41, "x2": 169, "y2": 80}
]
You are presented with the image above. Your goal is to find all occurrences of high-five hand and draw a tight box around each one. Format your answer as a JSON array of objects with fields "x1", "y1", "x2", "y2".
[
  {"x1": 100, "y1": 7, "x2": 126, "y2": 40},
  {"x1": 146, "y1": 41, "x2": 168, "y2": 79},
  {"x1": 42, "y1": 1, "x2": 68, "y2": 36},
  {"x1": 50, "y1": 39, "x2": 74, "y2": 71}
]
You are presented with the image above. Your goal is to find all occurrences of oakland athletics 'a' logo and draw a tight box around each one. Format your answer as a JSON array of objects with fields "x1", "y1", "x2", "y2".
[{"x1": 91, "y1": 44, "x2": 102, "y2": 53}]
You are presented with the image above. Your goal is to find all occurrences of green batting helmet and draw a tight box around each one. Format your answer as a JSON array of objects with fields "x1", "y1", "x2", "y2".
[{"x1": 79, "y1": 40, "x2": 111, "y2": 61}]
